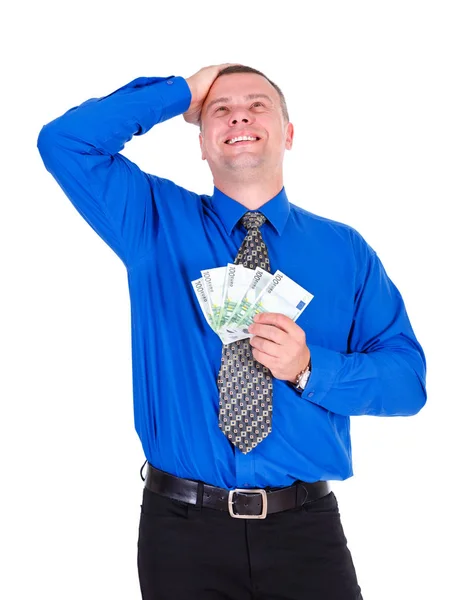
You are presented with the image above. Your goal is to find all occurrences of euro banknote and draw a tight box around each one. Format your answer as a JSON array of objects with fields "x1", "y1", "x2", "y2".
[
  {"x1": 221, "y1": 270, "x2": 314, "y2": 342},
  {"x1": 215, "y1": 264, "x2": 254, "y2": 330},
  {"x1": 219, "y1": 265, "x2": 274, "y2": 330},
  {"x1": 192, "y1": 265, "x2": 313, "y2": 345},
  {"x1": 191, "y1": 277, "x2": 216, "y2": 331},
  {"x1": 200, "y1": 266, "x2": 226, "y2": 330}
]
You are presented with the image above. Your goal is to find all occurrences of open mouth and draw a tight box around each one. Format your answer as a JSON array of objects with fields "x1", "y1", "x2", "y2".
[{"x1": 224, "y1": 136, "x2": 261, "y2": 145}]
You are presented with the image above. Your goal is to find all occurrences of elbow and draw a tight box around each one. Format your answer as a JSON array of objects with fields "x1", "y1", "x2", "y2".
[
  {"x1": 37, "y1": 124, "x2": 54, "y2": 157},
  {"x1": 37, "y1": 109, "x2": 67, "y2": 149},
  {"x1": 403, "y1": 392, "x2": 426, "y2": 416},
  {"x1": 389, "y1": 344, "x2": 427, "y2": 416},
  {"x1": 393, "y1": 371, "x2": 427, "y2": 416},
  {"x1": 37, "y1": 122, "x2": 64, "y2": 169},
  {"x1": 405, "y1": 351, "x2": 427, "y2": 416},
  {"x1": 407, "y1": 380, "x2": 427, "y2": 416}
]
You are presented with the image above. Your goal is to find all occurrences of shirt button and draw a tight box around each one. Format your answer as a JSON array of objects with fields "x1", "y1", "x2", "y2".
[
  {"x1": 308, "y1": 392, "x2": 314, "y2": 398},
  {"x1": 167, "y1": 79, "x2": 173, "y2": 85}
]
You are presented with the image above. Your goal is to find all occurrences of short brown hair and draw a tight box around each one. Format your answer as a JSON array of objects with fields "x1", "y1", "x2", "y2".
[{"x1": 200, "y1": 65, "x2": 289, "y2": 129}]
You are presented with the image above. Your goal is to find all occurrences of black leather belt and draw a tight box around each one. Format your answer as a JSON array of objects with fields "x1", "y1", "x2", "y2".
[{"x1": 143, "y1": 462, "x2": 331, "y2": 520}]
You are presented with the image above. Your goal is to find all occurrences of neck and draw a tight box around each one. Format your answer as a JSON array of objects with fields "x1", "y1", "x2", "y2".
[{"x1": 213, "y1": 172, "x2": 284, "y2": 210}]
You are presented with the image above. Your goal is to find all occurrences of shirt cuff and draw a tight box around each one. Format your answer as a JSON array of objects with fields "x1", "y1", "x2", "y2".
[
  {"x1": 156, "y1": 76, "x2": 192, "y2": 122},
  {"x1": 299, "y1": 344, "x2": 342, "y2": 405}
]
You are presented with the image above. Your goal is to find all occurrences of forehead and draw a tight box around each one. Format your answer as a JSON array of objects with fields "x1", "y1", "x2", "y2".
[{"x1": 202, "y1": 72, "x2": 278, "y2": 112}]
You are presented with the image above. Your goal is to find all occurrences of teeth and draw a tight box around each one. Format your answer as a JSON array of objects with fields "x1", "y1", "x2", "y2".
[{"x1": 226, "y1": 135, "x2": 258, "y2": 145}]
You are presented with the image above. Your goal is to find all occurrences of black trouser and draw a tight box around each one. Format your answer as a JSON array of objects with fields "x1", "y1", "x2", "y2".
[{"x1": 137, "y1": 483, "x2": 363, "y2": 599}]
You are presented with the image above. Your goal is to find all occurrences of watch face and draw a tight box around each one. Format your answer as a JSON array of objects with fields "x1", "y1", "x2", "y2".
[{"x1": 298, "y1": 369, "x2": 310, "y2": 389}]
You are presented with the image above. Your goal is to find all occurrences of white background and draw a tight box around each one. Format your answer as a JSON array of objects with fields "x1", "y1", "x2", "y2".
[{"x1": 1, "y1": 1, "x2": 468, "y2": 598}]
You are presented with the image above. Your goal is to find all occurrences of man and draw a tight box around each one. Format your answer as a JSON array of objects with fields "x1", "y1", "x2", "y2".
[{"x1": 37, "y1": 63, "x2": 427, "y2": 599}]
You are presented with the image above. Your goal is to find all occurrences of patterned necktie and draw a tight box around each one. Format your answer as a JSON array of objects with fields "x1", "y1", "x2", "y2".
[{"x1": 217, "y1": 211, "x2": 273, "y2": 454}]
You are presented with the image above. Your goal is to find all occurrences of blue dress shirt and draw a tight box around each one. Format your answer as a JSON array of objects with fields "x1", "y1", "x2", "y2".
[{"x1": 37, "y1": 75, "x2": 427, "y2": 489}]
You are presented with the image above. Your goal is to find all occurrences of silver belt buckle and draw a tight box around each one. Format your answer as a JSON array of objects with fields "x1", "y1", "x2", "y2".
[{"x1": 228, "y1": 488, "x2": 268, "y2": 519}]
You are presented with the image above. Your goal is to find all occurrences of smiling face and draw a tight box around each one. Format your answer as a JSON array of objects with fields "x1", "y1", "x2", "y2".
[{"x1": 199, "y1": 72, "x2": 294, "y2": 182}]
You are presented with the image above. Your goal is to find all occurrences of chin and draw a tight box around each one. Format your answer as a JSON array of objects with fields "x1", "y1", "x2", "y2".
[{"x1": 225, "y1": 156, "x2": 266, "y2": 171}]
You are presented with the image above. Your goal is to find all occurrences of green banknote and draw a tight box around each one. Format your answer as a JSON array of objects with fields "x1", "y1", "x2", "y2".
[
  {"x1": 192, "y1": 267, "x2": 314, "y2": 345},
  {"x1": 222, "y1": 267, "x2": 274, "y2": 330},
  {"x1": 191, "y1": 276, "x2": 216, "y2": 331},
  {"x1": 243, "y1": 270, "x2": 314, "y2": 326},
  {"x1": 217, "y1": 264, "x2": 272, "y2": 331},
  {"x1": 220, "y1": 270, "x2": 314, "y2": 343},
  {"x1": 200, "y1": 266, "x2": 226, "y2": 330}
]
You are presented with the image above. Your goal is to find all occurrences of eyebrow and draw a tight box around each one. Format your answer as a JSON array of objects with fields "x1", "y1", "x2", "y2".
[{"x1": 205, "y1": 93, "x2": 274, "y2": 113}]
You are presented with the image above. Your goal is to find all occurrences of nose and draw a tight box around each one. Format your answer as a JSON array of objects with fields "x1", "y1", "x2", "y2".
[
  {"x1": 231, "y1": 116, "x2": 249, "y2": 124},
  {"x1": 229, "y1": 106, "x2": 253, "y2": 125}
]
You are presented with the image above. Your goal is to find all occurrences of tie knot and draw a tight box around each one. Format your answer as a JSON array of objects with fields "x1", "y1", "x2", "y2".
[{"x1": 242, "y1": 211, "x2": 266, "y2": 231}]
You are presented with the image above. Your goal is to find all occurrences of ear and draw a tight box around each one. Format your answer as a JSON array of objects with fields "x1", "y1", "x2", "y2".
[
  {"x1": 199, "y1": 132, "x2": 206, "y2": 161},
  {"x1": 285, "y1": 122, "x2": 294, "y2": 150}
]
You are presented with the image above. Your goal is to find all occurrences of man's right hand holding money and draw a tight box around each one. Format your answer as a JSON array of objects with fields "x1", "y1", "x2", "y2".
[{"x1": 248, "y1": 312, "x2": 311, "y2": 384}]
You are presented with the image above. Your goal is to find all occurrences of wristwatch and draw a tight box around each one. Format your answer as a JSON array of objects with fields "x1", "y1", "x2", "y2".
[{"x1": 292, "y1": 357, "x2": 312, "y2": 391}]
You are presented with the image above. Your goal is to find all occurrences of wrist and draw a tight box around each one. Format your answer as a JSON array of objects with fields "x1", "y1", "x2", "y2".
[
  {"x1": 289, "y1": 352, "x2": 311, "y2": 385},
  {"x1": 185, "y1": 78, "x2": 200, "y2": 104},
  {"x1": 184, "y1": 77, "x2": 194, "y2": 96}
]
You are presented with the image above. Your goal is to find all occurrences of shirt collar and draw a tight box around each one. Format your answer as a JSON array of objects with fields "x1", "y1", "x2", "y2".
[{"x1": 210, "y1": 186, "x2": 291, "y2": 236}]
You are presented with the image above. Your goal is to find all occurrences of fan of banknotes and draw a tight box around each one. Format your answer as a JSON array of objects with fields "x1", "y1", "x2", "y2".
[{"x1": 192, "y1": 263, "x2": 314, "y2": 345}]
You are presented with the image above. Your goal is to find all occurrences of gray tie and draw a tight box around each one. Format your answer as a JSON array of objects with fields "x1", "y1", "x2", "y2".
[{"x1": 217, "y1": 211, "x2": 273, "y2": 453}]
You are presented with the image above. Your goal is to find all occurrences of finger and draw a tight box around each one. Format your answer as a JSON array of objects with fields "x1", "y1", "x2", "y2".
[
  {"x1": 250, "y1": 336, "x2": 281, "y2": 358},
  {"x1": 251, "y1": 347, "x2": 273, "y2": 367},
  {"x1": 252, "y1": 348, "x2": 281, "y2": 374},
  {"x1": 253, "y1": 312, "x2": 302, "y2": 336},
  {"x1": 247, "y1": 323, "x2": 287, "y2": 345}
]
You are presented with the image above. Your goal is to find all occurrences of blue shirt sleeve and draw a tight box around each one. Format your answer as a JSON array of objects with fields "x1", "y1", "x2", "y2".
[
  {"x1": 300, "y1": 232, "x2": 427, "y2": 416},
  {"x1": 37, "y1": 76, "x2": 192, "y2": 268}
]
